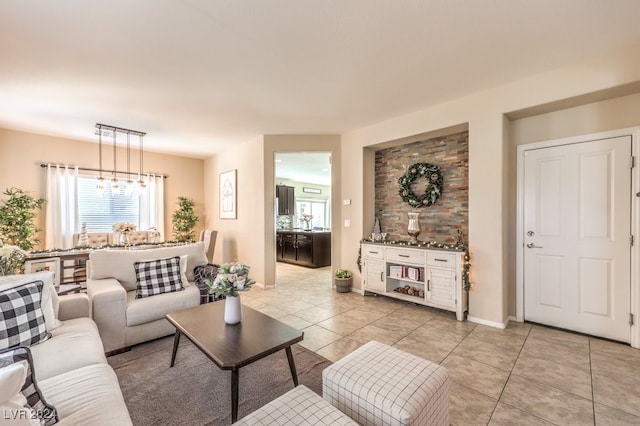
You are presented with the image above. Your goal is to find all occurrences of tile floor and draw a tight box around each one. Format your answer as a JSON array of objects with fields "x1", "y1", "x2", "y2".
[{"x1": 241, "y1": 263, "x2": 640, "y2": 425}]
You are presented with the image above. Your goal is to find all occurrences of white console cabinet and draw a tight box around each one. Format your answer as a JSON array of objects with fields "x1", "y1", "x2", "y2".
[{"x1": 361, "y1": 243, "x2": 467, "y2": 321}]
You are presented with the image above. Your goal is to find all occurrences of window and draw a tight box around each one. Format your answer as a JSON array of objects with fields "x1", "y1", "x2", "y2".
[
  {"x1": 77, "y1": 175, "x2": 140, "y2": 232},
  {"x1": 296, "y1": 200, "x2": 328, "y2": 229}
]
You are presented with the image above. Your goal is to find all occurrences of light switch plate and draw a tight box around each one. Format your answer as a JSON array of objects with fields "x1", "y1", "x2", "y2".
[{"x1": 344, "y1": 219, "x2": 351, "y2": 227}]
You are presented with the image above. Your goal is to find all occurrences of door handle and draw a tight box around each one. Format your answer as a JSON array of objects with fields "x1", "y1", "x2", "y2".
[{"x1": 526, "y1": 242, "x2": 543, "y2": 248}]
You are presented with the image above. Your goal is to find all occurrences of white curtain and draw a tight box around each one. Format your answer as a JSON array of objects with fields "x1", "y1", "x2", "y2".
[
  {"x1": 45, "y1": 164, "x2": 80, "y2": 249},
  {"x1": 139, "y1": 174, "x2": 165, "y2": 241}
]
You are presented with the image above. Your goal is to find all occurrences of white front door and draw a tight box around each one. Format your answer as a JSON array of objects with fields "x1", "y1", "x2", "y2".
[{"x1": 523, "y1": 136, "x2": 632, "y2": 342}]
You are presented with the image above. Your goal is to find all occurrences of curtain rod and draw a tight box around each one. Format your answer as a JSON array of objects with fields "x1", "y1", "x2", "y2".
[{"x1": 40, "y1": 163, "x2": 168, "y2": 178}]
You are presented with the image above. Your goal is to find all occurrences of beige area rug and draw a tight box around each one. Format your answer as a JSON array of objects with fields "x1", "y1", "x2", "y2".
[{"x1": 108, "y1": 336, "x2": 331, "y2": 425}]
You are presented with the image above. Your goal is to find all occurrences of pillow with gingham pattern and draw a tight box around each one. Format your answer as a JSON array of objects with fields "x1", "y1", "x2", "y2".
[
  {"x1": 0, "y1": 281, "x2": 50, "y2": 350},
  {"x1": 0, "y1": 346, "x2": 58, "y2": 425},
  {"x1": 134, "y1": 256, "x2": 184, "y2": 298}
]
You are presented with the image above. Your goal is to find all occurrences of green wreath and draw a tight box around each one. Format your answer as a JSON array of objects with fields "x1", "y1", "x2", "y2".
[{"x1": 398, "y1": 163, "x2": 443, "y2": 208}]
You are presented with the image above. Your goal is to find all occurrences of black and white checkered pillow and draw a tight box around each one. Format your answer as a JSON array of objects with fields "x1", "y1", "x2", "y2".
[
  {"x1": 0, "y1": 346, "x2": 58, "y2": 425},
  {"x1": 0, "y1": 280, "x2": 50, "y2": 350},
  {"x1": 134, "y1": 256, "x2": 184, "y2": 298}
]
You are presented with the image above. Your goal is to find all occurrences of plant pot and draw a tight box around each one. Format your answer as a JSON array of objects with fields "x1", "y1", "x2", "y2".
[{"x1": 334, "y1": 277, "x2": 352, "y2": 293}]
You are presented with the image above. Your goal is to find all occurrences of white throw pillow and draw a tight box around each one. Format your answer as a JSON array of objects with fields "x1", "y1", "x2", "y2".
[
  {"x1": 0, "y1": 272, "x2": 61, "y2": 332},
  {"x1": 0, "y1": 361, "x2": 40, "y2": 426}
]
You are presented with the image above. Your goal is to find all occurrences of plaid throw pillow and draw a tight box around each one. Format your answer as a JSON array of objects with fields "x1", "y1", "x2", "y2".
[
  {"x1": 193, "y1": 263, "x2": 225, "y2": 303},
  {"x1": 134, "y1": 256, "x2": 184, "y2": 299},
  {"x1": 0, "y1": 346, "x2": 58, "y2": 425},
  {"x1": 194, "y1": 263, "x2": 219, "y2": 286},
  {"x1": 0, "y1": 281, "x2": 50, "y2": 350}
]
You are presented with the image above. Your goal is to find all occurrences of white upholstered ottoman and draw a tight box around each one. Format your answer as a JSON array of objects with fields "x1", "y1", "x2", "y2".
[
  {"x1": 322, "y1": 341, "x2": 450, "y2": 426},
  {"x1": 234, "y1": 385, "x2": 358, "y2": 425}
]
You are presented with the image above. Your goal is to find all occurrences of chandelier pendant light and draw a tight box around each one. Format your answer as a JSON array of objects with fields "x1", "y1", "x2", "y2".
[
  {"x1": 111, "y1": 129, "x2": 120, "y2": 195},
  {"x1": 94, "y1": 123, "x2": 147, "y2": 197},
  {"x1": 96, "y1": 124, "x2": 105, "y2": 197},
  {"x1": 138, "y1": 132, "x2": 146, "y2": 189},
  {"x1": 124, "y1": 132, "x2": 134, "y2": 196}
]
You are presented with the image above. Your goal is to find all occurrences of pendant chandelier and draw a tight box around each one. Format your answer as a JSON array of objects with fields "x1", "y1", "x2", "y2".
[{"x1": 95, "y1": 123, "x2": 147, "y2": 197}]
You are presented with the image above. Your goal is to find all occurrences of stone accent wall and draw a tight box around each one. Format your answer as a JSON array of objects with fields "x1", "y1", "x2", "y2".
[{"x1": 374, "y1": 131, "x2": 468, "y2": 244}]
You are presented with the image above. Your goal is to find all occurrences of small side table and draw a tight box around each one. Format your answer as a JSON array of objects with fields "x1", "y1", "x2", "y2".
[{"x1": 57, "y1": 283, "x2": 82, "y2": 295}]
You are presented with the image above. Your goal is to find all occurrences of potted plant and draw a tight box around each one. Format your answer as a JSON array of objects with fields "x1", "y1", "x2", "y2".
[
  {"x1": 0, "y1": 187, "x2": 46, "y2": 250},
  {"x1": 334, "y1": 269, "x2": 352, "y2": 293},
  {"x1": 172, "y1": 196, "x2": 198, "y2": 242}
]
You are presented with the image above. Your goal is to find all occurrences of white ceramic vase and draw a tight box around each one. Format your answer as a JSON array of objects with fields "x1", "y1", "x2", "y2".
[{"x1": 224, "y1": 295, "x2": 242, "y2": 325}]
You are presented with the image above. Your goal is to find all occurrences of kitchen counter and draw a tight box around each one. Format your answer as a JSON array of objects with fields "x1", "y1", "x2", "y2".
[{"x1": 276, "y1": 230, "x2": 331, "y2": 268}]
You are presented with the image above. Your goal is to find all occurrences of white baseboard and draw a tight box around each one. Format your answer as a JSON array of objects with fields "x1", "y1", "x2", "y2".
[
  {"x1": 507, "y1": 315, "x2": 518, "y2": 323},
  {"x1": 467, "y1": 315, "x2": 509, "y2": 329}
]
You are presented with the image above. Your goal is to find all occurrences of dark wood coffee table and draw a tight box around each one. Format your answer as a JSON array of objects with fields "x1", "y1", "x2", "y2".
[{"x1": 166, "y1": 301, "x2": 304, "y2": 423}]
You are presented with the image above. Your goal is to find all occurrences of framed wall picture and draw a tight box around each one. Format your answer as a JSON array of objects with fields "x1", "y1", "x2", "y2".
[{"x1": 219, "y1": 169, "x2": 237, "y2": 219}]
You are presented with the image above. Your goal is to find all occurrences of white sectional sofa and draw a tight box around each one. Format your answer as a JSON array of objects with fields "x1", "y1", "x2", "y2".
[
  {"x1": 0, "y1": 272, "x2": 131, "y2": 425},
  {"x1": 86, "y1": 242, "x2": 207, "y2": 353}
]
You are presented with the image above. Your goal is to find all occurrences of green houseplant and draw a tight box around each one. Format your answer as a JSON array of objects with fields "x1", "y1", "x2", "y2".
[
  {"x1": 172, "y1": 196, "x2": 198, "y2": 242},
  {"x1": 334, "y1": 268, "x2": 352, "y2": 293},
  {"x1": 0, "y1": 187, "x2": 46, "y2": 250}
]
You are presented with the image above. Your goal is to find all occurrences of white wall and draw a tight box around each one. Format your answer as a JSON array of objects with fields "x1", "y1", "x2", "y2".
[
  {"x1": 204, "y1": 135, "x2": 341, "y2": 287},
  {"x1": 507, "y1": 91, "x2": 640, "y2": 315},
  {"x1": 341, "y1": 43, "x2": 640, "y2": 327}
]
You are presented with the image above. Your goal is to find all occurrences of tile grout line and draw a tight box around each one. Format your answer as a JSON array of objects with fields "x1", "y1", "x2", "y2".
[
  {"x1": 589, "y1": 338, "x2": 596, "y2": 425},
  {"x1": 485, "y1": 324, "x2": 542, "y2": 424}
]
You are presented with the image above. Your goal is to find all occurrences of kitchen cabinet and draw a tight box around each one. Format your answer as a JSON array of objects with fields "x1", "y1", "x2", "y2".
[
  {"x1": 360, "y1": 242, "x2": 467, "y2": 321},
  {"x1": 276, "y1": 233, "x2": 284, "y2": 261},
  {"x1": 276, "y1": 231, "x2": 330, "y2": 268},
  {"x1": 276, "y1": 185, "x2": 295, "y2": 215}
]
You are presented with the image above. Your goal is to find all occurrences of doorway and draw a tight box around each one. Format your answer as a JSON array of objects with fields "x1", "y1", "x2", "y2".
[
  {"x1": 275, "y1": 152, "x2": 332, "y2": 286},
  {"x1": 517, "y1": 132, "x2": 634, "y2": 343}
]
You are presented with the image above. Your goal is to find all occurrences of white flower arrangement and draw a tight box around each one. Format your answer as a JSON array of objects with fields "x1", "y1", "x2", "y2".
[
  {"x1": 206, "y1": 262, "x2": 255, "y2": 297},
  {"x1": 0, "y1": 240, "x2": 27, "y2": 276},
  {"x1": 113, "y1": 222, "x2": 136, "y2": 233}
]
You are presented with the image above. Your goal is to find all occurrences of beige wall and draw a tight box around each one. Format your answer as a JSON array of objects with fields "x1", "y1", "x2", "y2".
[
  {"x1": 203, "y1": 137, "x2": 265, "y2": 280},
  {"x1": 341, "y1": 43, "x2": 640, "y2": 327},
  {"x1": 505, "y1": 91, "x2": 640, "y2": 316},
  {"x1": 0, "y1": 128, "x2": 205, "y2": 248},
  {"x1": 204, "y1": 134, "x2": 341, "y2": 287}
]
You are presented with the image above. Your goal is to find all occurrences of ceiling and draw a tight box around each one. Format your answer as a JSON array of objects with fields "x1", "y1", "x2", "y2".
[
  {"x1": 2, "y1": 1, "x2": 640, "y2": 159},
  {"x1": 275, "y1": 152, "x2": 331, "y2": 186}
]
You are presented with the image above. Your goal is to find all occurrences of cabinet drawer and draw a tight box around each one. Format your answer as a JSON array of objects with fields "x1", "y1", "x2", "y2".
[
  {"x1": 361, "y1": 244, "x2": 384, "y2": 259},
  {"x1": 296, "y1": 234, "x2": 312, "y2": 242},
  {"x1": 426, "y1": 251, "x2": 458, "y2": 269},
  {"x1": 386, "y1": 247, "x2": 425, "y2": 264}
]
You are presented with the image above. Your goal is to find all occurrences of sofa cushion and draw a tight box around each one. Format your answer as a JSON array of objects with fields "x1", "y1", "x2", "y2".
[
  {"x1": 0, "y1": 360, "x2": 40, "y2": 426},
  {"x1": 0, "y1": 271, "x2": 60, "y2": 332},
  {"x1": 38, "y1": 363, "x2": 132, "y2": 425},
  {"x1": 0, "y1": 346, "x2": 58, "y2": 425},
  {"x1": 0, "y1": 281, "x2": 50, "y2": 350},
  {"x1": 134, "y1": 256, "x2": 184, "y2": 299},
  {"x1": 29, "y1": 318, "x2": 107, "y2": 381},
  {"x1": 126, "y1": 284, "x2": 200, "y2": 327},
  {"x1": 89, "y1": 242, "x2": 207, "y2": 291}
]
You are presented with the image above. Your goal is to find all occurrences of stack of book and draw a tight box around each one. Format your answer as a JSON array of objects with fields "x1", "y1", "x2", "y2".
[{"x1": 388, "y1": 265, "x2": 424, "y2": 282}]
